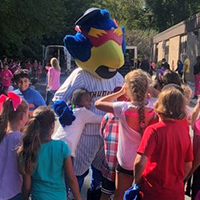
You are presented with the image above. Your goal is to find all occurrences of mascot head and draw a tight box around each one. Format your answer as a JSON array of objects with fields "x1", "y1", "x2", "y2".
[{"x1": 64, "y1": 8, "x2": 126, "y2": 79}]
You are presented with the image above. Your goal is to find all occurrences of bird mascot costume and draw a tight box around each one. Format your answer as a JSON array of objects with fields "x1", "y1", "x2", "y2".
[{"x1": 53, "y1": 8, "x2": 125, "y2": 200}]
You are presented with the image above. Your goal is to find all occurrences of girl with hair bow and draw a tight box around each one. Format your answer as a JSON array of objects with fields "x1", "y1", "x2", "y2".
[{"x1": 0, "y1": 92, "x2": 29, "y2": 200}]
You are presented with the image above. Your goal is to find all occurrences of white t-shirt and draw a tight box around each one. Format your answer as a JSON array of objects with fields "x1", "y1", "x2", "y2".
[
  {"x1": 52, "y1": 107, "x2": 102, "y2": 157},
  {"x1": 113, "y1": 99, "x2": 156, "y2": 170}
]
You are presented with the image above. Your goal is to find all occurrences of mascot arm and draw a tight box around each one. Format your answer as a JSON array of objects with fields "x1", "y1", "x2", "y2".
[{"x1": 53, "y1": 69, "x2": 85, "y2": 102}]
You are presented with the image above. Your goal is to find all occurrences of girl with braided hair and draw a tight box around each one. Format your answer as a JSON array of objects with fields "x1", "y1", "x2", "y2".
[
  {"x1": 95, "y1": 69, "x2": 157, "y2": 200},
  {"x1": 18, "y1": 106, "x2": 81, "y2": 200}
]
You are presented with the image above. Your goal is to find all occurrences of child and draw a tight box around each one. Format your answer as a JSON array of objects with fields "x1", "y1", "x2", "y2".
[
  {"x1": 32, "y1": 59, "x2": 38, "y2": 78},
  {"x1": 0, "y1": 63, "x2": 13, "y2": 93},
  {"x1": 52, "y1": 88, "x2": 102, "y2": 157},
  {"x1": 0, "y1": 92, "x2": 29, "y2": 200},
  {"x1": 46, "y1": 57, "x2": 61, "y2": 105},
  {"x1": 100, "y1": 87, "x2": 127, "y2": 200},
  {"x1": 18, "y1": 106, "x2": 81, "y2": 200},
  {"x1": 37, "y1": 61, "x2": 42, "y2": 81},
  {"x1": 134, "y1": 87, "x2": 193, "y2": 200},
  {"x1": 13, "y1": 69, "x2": 46, "y2": 116},
  {"x1": 95, "y1": 69, "x2": 157, "y2": 200},
  {"x1": 100, "y1": 113, "x2": 119, "y2": 200},
  {"x1": 188, "y1": 98, "x2": 200, "y2": 199}
]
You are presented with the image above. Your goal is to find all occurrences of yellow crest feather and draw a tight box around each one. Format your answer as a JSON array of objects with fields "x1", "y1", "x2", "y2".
[{"x1": 88, "y1": 28, "x2": 108, "y2": 38}]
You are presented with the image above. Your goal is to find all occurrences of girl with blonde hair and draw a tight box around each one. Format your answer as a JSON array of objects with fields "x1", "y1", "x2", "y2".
[
  {"x1": 95, "y1": 69, "x2": 157, "y2": 200},
  {"x1": 46, "y1": 57, "x2": 61, "y2": 105}
]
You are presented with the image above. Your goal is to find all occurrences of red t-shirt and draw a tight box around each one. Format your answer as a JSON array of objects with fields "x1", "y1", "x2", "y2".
[{"x1": 137, "y1": 119, "x2": 193, "y2": 200}]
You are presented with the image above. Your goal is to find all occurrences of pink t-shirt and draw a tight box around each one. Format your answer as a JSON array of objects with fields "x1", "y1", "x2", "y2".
[
  {"x1": 0, "y1": 69, "x2": 13, "y2": 87},
  {"x1": 48, "y1": 67, "x2": 60, "y2": 91}
]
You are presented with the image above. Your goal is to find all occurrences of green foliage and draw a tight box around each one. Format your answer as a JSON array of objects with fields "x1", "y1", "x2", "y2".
[
  {"x1": 94, "y1": 0, "x2": 152, "y2": 30},
  {"x1": 125, "y1": 29, "x2": 157, "y2": 58},
  {"x1": 145, "y1": 0, "x2": 200, "y2": 31},
  {"x1": 1, "y1": 0, "x2": 199, "y2": 60},
  {"x1": 0, "y1": 0, "x2": 97, "y2": 59}
]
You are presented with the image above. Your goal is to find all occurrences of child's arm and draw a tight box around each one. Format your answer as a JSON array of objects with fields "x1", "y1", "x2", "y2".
[
  {"x1": 64, "y1": 157, "x2": 82, "y2": 200},
  {"x1": 83, "y1": 108, "x2": 103, "y2": 124},
  {"x1": 95, "y1": 84, "x2": 127, "y2": 113},
  {"x1": 186, "y1": 135, "x2": 200, "y2": 179},
  {"x1": 134, "y1": 154, "x2": 148, "y2": 184},
  {"x1": 22, "y1": 174, "x2": 32, "y2": 200},
  {"x1": 184, "y1": 162, "x2": 193, "y2": 180},
  {"x1": 192, "y1": 99, "x2": 200, "y2": 129}
]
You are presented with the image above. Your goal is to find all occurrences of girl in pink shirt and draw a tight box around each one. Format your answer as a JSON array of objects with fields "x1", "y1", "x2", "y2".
[
  {"x1": 0, "y1": 63, "x2": 13, "y2": 92},
  {"x1": 46, "y1": 57, "x2": 61, "y2": 105}
]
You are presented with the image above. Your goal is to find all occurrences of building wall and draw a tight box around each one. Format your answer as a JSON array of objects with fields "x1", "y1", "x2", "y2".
[
  {"x1": 168, "y1": 36, "x2": 180, "y2": 70},
  {"x1": 151, "y1": 13, "x2": 200, "y2": 82},
  {"x1": 157, "y1": 42, "x2": 163, "y2": 62},
  {"x1": 187, "y1": 31, "x2": 199, "y2": 81}
]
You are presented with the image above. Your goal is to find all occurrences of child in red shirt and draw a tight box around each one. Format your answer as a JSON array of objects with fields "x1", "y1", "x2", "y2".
[
  {"x1": 0, "y1": 63, "x2": 13, "y2": 92},
  {"x1": 37, "y1": 61, "x2": 42, "y2": 80},
  {"x1": 134, "y1": 86, "x2": 193, "y2": 200}
]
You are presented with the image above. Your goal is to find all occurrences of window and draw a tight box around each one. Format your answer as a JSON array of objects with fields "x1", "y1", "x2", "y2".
[
  {"x1": 165, "y1": 40, "x2": 169, "y2": 62},
  {"x1": 179, "y1": 35, "x2": 187, "y2": 62},
  {"x1": 155, "y1": 43, "x2": 159, "y2": 63}
]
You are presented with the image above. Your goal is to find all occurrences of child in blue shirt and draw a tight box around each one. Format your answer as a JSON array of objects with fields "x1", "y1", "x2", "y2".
[{"x1": 13, "y1": 69, "x2": 46, "y2": 116}]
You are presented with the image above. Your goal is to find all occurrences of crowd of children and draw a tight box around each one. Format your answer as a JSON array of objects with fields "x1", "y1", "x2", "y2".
[
  {"x1": 2, "y1": 60, "x2": 200, "y2": 200},
  {"x1": 0, "y1": 56, "x2": 43, "y2": 95}
]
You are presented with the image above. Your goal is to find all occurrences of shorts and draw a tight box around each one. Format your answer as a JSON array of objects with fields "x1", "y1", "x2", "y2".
[
  {"x1": 116, "y1": 164, "x2": 133, "y2": 176},
  {"x1": 101, "y1": 176, "x2": 115, "y2": 195}
]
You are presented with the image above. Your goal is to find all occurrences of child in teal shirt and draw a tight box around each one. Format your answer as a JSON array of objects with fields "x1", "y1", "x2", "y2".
[{"x1": 18, "y1": 106, "x2": 81, "y2": 200}]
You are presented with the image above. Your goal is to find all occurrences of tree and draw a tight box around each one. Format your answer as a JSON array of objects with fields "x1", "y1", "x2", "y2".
[
  {"x1": 125, "y1": 29, "x2": 157, "y2": 58},
  {"x1": 94, "y1": 0, "x2": 152, "y2": 30},
  {"x1": 0, "y1": 0, "x2": 98, "y2": 59},
  {"x1": 145, "y1": 0, "x2": 200, "y2": 31}
]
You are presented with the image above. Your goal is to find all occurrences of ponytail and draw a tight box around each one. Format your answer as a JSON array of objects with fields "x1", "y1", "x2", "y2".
[
  {"x1": 18, "y1": 106, "x2": 55, "y2": 174},
  {"x1": 18, "y1": 118, "x2": 41, "y2": 174},
  {"x1": 0, "y1": 99, "x2": 11, "y2": 143}
]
